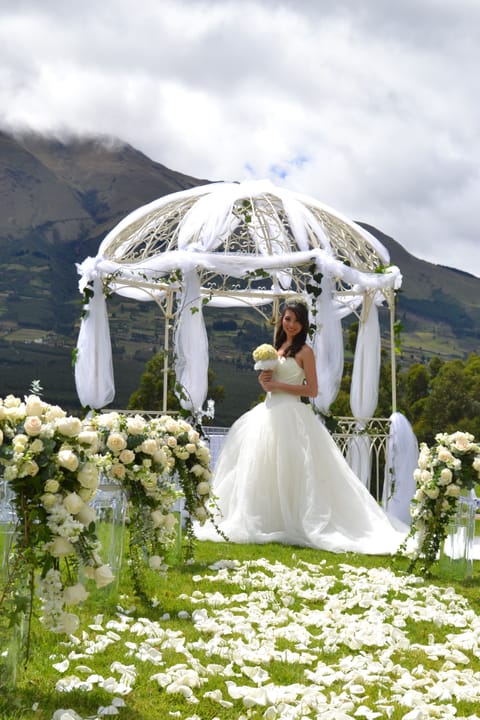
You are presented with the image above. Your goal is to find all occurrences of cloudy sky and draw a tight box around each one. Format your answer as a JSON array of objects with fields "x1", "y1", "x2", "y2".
[{"x1": 1, "y1": 0, "x2": 479, "y2": 276}]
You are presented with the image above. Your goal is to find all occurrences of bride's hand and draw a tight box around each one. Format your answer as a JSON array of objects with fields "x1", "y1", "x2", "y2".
[{"x1": 258, "y1": 370, "x2": 274, "y2": 391}]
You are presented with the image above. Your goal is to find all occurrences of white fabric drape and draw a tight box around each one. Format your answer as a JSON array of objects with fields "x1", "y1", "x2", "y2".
[
  {"x1": 173, "y1": 269, "x2": 209, "y2": 412},
  {"x1": 347, "y1": 294, "x2": 381, "y2": 486},
  {"x1": 312, "y1": 274, "x2": 344, "y2": 414},
  {"x1": 350, "y1": 294, "x2": 381, "y2": 419},
  {"x1": 382, "y1": 412, "x2": 418, "y2": 525},
  {"x1": 74, "y1": 277, "x2": 115, "y2": 409}
]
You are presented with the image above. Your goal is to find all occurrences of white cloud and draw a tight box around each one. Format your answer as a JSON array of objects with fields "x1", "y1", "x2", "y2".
[{"x1": 0, "y1": 0, "x2": 479, "y2": 275}]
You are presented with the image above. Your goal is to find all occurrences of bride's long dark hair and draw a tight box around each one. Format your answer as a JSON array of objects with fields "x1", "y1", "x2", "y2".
[{"x1": 274, "y1": 301, "x2": 309, "y2": 358}]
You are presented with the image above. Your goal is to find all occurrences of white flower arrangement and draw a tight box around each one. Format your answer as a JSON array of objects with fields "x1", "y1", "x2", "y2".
[
  {"x1": 399, "y1": 430, "x2": 480, "y2": 574},
  {"x1": 252, "y1": 343, "x2": 278, "y2": 371},
  {"x1": 0, "y1": 393, "x2": 113, "y2": 644}
]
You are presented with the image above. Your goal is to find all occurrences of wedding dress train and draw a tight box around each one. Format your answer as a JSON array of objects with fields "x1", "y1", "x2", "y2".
[{"x1": 196, "y1": 357, "x2": 408, "y2": 554}]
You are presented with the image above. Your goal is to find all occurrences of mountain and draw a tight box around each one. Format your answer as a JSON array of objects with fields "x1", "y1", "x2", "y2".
[{"x1": 0, "y1": 130, "x2": 479, "y2": 421}]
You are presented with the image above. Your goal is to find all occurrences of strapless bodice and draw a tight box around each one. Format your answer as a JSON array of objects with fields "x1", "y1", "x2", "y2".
[{"x1": 266, "y1": 357, "x2": 305, "y2": 408}]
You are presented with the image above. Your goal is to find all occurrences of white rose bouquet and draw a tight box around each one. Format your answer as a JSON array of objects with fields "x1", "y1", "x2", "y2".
[
  {"x1": 252, "y1": 343, "x2": 278, "y2": 371},
  {"x1": 398, "y1": 430, "x2": 480, "y2": 574}
]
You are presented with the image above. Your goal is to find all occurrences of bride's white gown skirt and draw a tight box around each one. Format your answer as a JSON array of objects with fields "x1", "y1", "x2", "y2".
[{"x1": 196, "y1": 358, "x2": 407, "y2": 554}]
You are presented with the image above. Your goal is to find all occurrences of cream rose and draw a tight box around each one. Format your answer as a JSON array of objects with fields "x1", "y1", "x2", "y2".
[
  {"x1": 141, "y1": 439, "x2": 158, "y2": 455},
  {"x1": 425, "y1": 487, "x2": 440, "y2": 499},
  {"x1": 41, "y1": 492, "x2": 58, "y2": 509},
  {"x1": 49, "y1": 537, "x2": 75, "y2": 557},
  {"x1": 167, "y1": 436, "x2": 177, "y2": 448},
  {"x1": 437, "y1": 448, "x2": 453, "y2": 463},
  {"x1": 94, "y1": 564, "x2": 115, "y2": 588},
  {"x1": 76, "y1": 504, "x2": 97, "y2": 526},
  {"x1": 45, "y1": 478, "x2": 60, "y2": 493},
  {"x1": 119, "y1": 448, "x2": 135, "y2": 464},
  {"x1": 439, "y1": 468, "x2": 453, "y2": 485},
  {"x1": 13, "y1": 434, "x2": 28, "y2": 451},
  {"x1": 127, "y1": 415, "x2": 146, "y2": 435},
  {"x1": 107, "y1": 432, "x2": 127, "y2": 453},
  {"x1": 30, "y1": 438, "x2": 44, "y2": 453},
  {"x1": 151, "y1": 510, "x2": 165, "y2": 527},
  {"x1": 24, "y1": 415, "x2": 43, "y2": 437},
  {"x1": 194, "y1": 506, "x2": 208, "y2": 522},
  {"x1": 43, "y1": 404, "x2": 66, "y2": 422},
  {"x1": 188, "y1": 430, "x2": 200, "y2": 444},
  {"x1": 63, "y1": 492, "x2": 84, "y2": 515},
  {"x1": 56, "y1": 416, "x2": 82, "y2": 437},
  {"x1": 25, "y1": 395, "x2": 45, "y2": 416},
  {"x1": 445, "y1": 484, "x2": 461, "y2": 497},
  {"x1": 77, "y1": 463, "x2": 100, "y2": 489},
  {"x1": 57, "y1": 448, "x2": 79, "y2": 472},
  {"x1": 197, "y1": 481, "x2": 210, "y2": 495},
  {"x1": 20, "y1": 459, "x2": 39, "y2": 477},
  {"x1": 110, "y1": 463, "x2": 126, "y2": 480},
  {"x1": 63, "y1": 583, "x2": 89, "y2": 606}
]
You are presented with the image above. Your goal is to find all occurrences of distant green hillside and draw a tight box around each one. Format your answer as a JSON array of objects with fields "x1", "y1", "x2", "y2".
[{"x1": 0, "y1": 131, "x2": 479, "y2": 425}]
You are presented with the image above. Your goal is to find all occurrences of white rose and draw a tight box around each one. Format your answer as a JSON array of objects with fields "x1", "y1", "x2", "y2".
[
  {"x1": 13, "y1": 434, "x2": 28, "y2": 451},
  {"x1": 165, "y1": 419, "x2": 179, "y2": 434},
  {"x1": 94, "y1": 564, "x2": 115, "y2": 588},
  {"x1": 425, "y1": 487, "x2": 439, "y2": 499},
  {"x1": 153, "y1": 449, "x2": 167, "y2": 467},
  {"x1": 110, "y1": 463, "x2": 126, "y2": 480},
  {"x1": 197, "y1": 481, "x2": 210, "y2": 495},
  {"x1": 174, "y1": 448, "x2": 190, "y2": 460},
  {"x1": 57, "y1": 449, "x2": 79, "y2": 472},
  {"x1": 4, "y1": 466, "x2": 17, "y2": 481},
  {"x1": 195, "y1": 506, "x2": 208, "y2": 522},
  {"x1": 185, "y1": 443, "x2": 196, "y2": 454},
  {"x1": 107, "y1": 432, "x2": 127, "y2": 453},
  {"x1": 420, "y1": 470, "x2": 432, "y2": 483},
  {"x1": 24, "y1": 416, "x2": 43, "y2": 437},
  {"x1": 141, "y1": 439, "x2": 157, "y2": 455},
  {"x1": 151, "y1": 510, "x2": 165, "y2": 527},
  {"x1": 451, "y1": 432, "x2": 471, "y2": 452},
  {"x1": 188, "y1": 430, "x2": 200, "y2": 443},
  {"x1": 95, "y1": 412, "x2": 120, "y2": 429},
  {"x1": 191, "y1": 464, "x2": 204, "y2": 477},
  {"x1": 56, "y1": 416, "x2": 82, "y2": 437},
  {"x1": 438, "y1": 448, "x2": 453, "y2": 463},
  {"x1": 78, "y1": 487, "x2": 95, "y2": 502},
  {"x1": 149, "y1": 555, "x2": 164, "y2": 571},
  {"x1": 119, "y1": 448, "x2": 135, "y2": 464},
  {"x1": 77, "y1": 463, "x2": 99, "y2": 489},
  {"x1": 439, "y1": 468, "x2": 453, "y2": 485},
  {"x1": 49, "y1": 537, "x2": 75, "y2": 557},
  {"x1": 413, "y1": 488, "x2": 425, "y2": 502},
  {"x1": 20, "y1": 459, "x2": 39, "y2": 477},
  {"x1": 41, "y1": 492, "x2": 58, "y2": 509},
  {"x1": 445, "y1": 484, "x2": 461, "y2": 497},
  {"x1": 25, "y1": 395, "x2": 45, "y2": 416},
  {"x1": 163, "y1": 513, "x2": 176, "y2": 530},
  {"x1": 59, "y1": 612, "x2": 80, "y2": 635},
  {"x1": 63, "y1": 583, "x2": 89, "y2": 606},
  {"x1": 30, "y1": 438, "x2": 44, "y2": 453},
  {"x1": 76, "y1": 504, "x2": 97, "y2": 526},
  {"x1": 127, "y1": 415, "x2": 146, "y2": 435},
  {"x1": 77, "y1": 430, "x2": 99, "y2": 450},
  {"x1": 43, "y1": 404, "x2": 66, "y2": 422},
  {"x1": 63, "y1": 492, "x2": 84, "y2": 515},
  {"x1": 167, "y1": 436, "x2": 177, "y2": 448}
]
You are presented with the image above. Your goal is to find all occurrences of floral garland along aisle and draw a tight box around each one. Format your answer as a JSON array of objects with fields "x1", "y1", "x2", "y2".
[
  {"x1": 398, "y1": 430, "x2": 480, "y2": 575},
  {"x1": 0, "y1": 392, "x2": 216, "y2": 672}
]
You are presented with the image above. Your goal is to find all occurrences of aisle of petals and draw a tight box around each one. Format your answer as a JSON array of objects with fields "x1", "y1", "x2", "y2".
[{"x1": 52, "y1": 558, "x2": 480, "y2": 720}]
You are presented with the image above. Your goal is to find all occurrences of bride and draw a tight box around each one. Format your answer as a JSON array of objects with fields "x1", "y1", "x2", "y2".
[{"x1": 196, "y1": 299, "x2": 409, "y2": 554}]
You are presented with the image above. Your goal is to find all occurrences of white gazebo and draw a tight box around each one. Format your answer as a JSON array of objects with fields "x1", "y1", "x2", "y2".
[{"x1": 74, "y1": 179, "x2": 402, "y2": 418}]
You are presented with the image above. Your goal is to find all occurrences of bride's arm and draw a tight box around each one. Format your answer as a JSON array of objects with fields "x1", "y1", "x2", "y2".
[{"x1": 259, "y1": 346, "x2": 318, "y2": 398}]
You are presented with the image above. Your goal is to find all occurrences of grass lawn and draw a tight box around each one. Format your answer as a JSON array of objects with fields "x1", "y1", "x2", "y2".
[{"x1": 1, "y1": 537, "x2": 480, "y2": 720}]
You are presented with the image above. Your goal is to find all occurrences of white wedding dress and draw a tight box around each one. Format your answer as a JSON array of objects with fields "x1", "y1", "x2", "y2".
[{"x1": 196, "y1": 357, "x2": 409, "y2": 554}]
